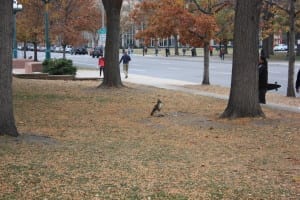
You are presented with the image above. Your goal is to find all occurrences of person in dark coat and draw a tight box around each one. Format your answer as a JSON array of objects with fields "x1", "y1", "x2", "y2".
[
  {"x1": 165, "y1": 47, "x2": 170, "y2": 57},
  {"x1": 119, "y1": 51, "x2": 131, "y2": 79},
  {"x1": 296, "y1": 69, "x2": 300, "y2": 93},
  {"x1": 258, "y1": 56, "x2": 268, "y2": 104}
]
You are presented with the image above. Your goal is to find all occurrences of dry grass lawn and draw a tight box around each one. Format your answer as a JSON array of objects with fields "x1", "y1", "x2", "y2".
[{"x1": 0, "y1": 78, "x2": 299, "y2": 199}]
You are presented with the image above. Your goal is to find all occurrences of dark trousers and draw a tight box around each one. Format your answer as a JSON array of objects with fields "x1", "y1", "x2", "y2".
[
  {"x1": 259, "y1": 88, "x2": 267, "y2": 104},
  {"x1": 100, "y1": 67, "x2": 104, "y2": 76}
]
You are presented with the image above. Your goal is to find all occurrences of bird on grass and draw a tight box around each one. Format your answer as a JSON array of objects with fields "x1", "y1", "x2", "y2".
[{"x1": 150, "y1": 99, "x2": 163, "y2": 116}]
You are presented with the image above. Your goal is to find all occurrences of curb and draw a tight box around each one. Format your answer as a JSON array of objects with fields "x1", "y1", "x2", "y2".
[{"x1": 13, "y1": 73, "x2": 101, "y2": 81}]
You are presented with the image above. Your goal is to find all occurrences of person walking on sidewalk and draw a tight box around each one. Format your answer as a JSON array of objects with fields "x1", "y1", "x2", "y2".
[
  {"x1": 98, "y1": 55, "x2": 105, "y2": 77},
  {"x1": 219, "y1": 48, "x2": 225, "y2": 60},
  {"x1": 119, "y1": 51, "x2": 131, "y2": 79}
]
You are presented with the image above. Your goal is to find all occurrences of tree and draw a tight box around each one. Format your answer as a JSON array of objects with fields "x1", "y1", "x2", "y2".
[
  {"x1": 51, "y1": 0, "x2": 102, "y2": 59},
  {"x1": 131, "y1": 0, "x2": 186, "y2": 55},
  {"x1": 100, "y1": 0, "x2": 123, "y2": 87},
  {"x1": 214, "y1": 2, "x2": 235, "y2": 53},
  {"x1": 17, "y1": 0, "x2": 44, "y2": 61},
  {"x1": 0, "y1": 1, "x2": 19, "y2": 136},
  {"x1": 260, "y1": 1, "x2": 275, "y2": 58},
  {"x1": 184, "y1": 0, "x2": 230, "y2": 84},
  {"x1": 221, "y1": 0, "x2": 264, "y2": 118},
  {"x1": 264, "y1": 0, "x2": 300, "y2": 97},
  {"x1": 132, "y1": 0, "x2": 223, "y2": 85},
  {"x1": 179, "y1": 11, "x2": 218, "y2": 84}
]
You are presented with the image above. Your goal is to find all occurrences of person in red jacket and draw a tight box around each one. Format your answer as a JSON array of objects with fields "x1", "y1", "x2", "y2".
[{"x1": 98, "y1": 56, "x2": 105, "y2": 77}]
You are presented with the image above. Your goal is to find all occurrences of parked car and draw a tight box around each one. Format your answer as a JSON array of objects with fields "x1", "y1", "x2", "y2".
[
  {"x1": 55, "y1": 46, "x2": 63, "y2": 53},
  {"x1": 90, "y1": 46, "x2": 103, "y2": 58},
  {"x1": 273, "y1": 44, "x2": 288, "y2": 51},
  {"x1": 65, "y1": 45, "x2": 72, "y2": 53},
  {"x1": 72, "y1": 47, "x2": 88, "y2": 55}
]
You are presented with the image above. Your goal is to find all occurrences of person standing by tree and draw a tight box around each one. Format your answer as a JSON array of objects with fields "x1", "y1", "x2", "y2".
[
  {"x1": 98, "y1": 55, "x2": 105, "y2": 77},
  {"x1": 258, "y1": 56, "x2": 268, "y2": 104},
  {"x1": 296, "y1": 69, "x2": 300, "y2": 93},
  {"x1": 119, "y1": 51, "x2": 131, "y2": 79}
]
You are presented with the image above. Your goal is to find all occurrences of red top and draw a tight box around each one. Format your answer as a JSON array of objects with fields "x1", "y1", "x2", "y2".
[{"x1": 98, "y1": 57, "x2": 105, "y2": 68}]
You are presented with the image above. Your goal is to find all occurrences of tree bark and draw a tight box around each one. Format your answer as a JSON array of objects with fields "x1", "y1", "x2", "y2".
[
  {"x1": 33, "y1": 42, "x2": 38, "y2": 61},
  {"x1": 286, "y1": 0, "x2": 296, "y2": 97},
  {"x1": 202, "y1": 42, "x2": 210, "y2": 85},
  {"x1": 262, "y1": 36, "x2": 272, "y2": 58},
  {"x1": 174, "y1": 35, "x2": 179, "y2": 56},
  {"x1": 0, "y1": 1, "x2": 19, "y2": 136},
  {"x1": 100, "y1": 0, "x2": 123, "y2": 87},
  {"x1": 221, "y1": 0, "x2": 264, "y2": 118}
]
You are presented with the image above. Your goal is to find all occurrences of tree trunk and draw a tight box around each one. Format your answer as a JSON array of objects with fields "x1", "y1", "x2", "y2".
[
  {"x1": 262, "y1": 36, "x2": 272, "y2": 58},
  {"x1": 221, "y1": 0, "x2": 264, "y2": 119},
  {"x1": 174, "y1": 35, "x2": 179, "y2": 56},
  {"x1": 0, "y1": 1, "x2": 19, "y2": 137},
  {"x1": 33, "y1": 42, "x2": 38, "y2": 61},
  {"x1": 100, "y1": 0, "x2": 123, "y2": 87},
  {"x1": 23, "y1": 42, "x2": 27, "y2": 59},
  {"x1": 269, "y1": 34, "x2": 274, "y2": 55},
  {"x1": 202, "y1": 42, "x2": 210, "y2": 85},
  {"x1": 286, "y1": 0, "x2": 296, "y2": 97}
]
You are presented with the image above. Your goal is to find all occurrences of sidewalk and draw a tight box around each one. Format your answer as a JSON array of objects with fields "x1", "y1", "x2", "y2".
[{"x1": 13, "y1": 68, "x2": 300, "y2": 113}]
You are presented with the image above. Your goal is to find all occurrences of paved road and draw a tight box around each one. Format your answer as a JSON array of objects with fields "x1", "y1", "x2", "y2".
[{"x1": 21, "y1": 50, "x2": 300, "y2": 96}]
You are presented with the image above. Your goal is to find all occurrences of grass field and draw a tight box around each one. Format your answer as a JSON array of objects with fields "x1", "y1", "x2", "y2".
[{"x1": 0, "y1": 78, "x2": 299, "y2": 199}]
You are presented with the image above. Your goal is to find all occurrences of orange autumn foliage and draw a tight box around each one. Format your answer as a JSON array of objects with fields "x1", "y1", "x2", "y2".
[{"x1": 131, "y1": 0, "x2": 218, "y2": 47}]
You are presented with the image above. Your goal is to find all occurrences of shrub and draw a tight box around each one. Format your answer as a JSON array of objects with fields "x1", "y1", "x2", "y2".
[{"x1": 42, "y1": 58, "x2": 77, "y2": 75}]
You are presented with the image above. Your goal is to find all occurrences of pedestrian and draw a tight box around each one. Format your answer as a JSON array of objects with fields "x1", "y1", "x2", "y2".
[
  {"x1": 155, "y1": 47, "x2": 158, "y2": 56},
  {"x1": 119, "y1": 51, "x2": 131, "y2": 79},
  {"x1": 191, "y1": 47, "x2": 196, "y2": 57},
  {"x1": 165, "y1": 47, "x2": 170, "y2": 57},
  {"x1": 209, "y1": 46, "x2": 213, "y2": 56},
  {"x1": 127, "y1": 47, "x2": 131, "y2": 55},
  {"x1": 258, "y1": 55, "x2": 268, "y2": 104},
  {"x1": 182, "y1": 47, "x2": 186, "y2": 56},
  {"x1": 296, "y1": 69, "x2": 300, "y2": 93},
  {"x1": 98, "y1": 55, "x2": 105, "y2": 77},
  {"x1": 220, "y1": 48, "x2": 225, "y2": 60}
]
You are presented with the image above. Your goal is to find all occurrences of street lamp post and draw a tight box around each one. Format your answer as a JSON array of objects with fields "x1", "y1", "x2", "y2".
[
  {"x1": 42, "y1": 0, "x2": 51, "y2": 60},
  {"x1": 13, "y1": 0, "x2": 22, "y2": 59}
]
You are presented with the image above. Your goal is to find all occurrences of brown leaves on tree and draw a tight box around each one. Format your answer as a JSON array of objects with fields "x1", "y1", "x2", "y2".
[
  {"x1": 131, "y1": 0, "x2": 219, "y2": 47},
  {"x1": 17, "y1": 0, "x2": 103, "y2": 48}
]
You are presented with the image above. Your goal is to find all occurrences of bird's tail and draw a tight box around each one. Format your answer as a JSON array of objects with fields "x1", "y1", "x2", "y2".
[{"x1": 150, "y1": 108, "x2": 156, "y2": 116}]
